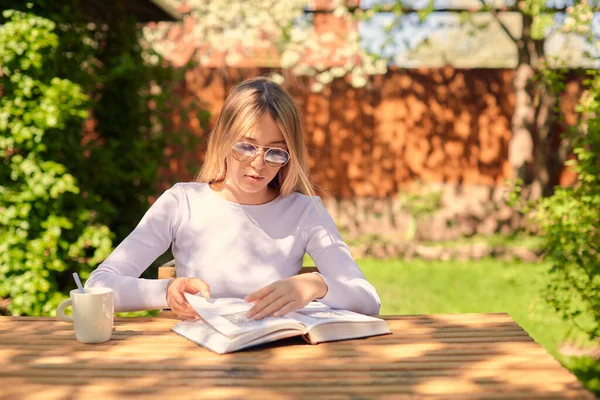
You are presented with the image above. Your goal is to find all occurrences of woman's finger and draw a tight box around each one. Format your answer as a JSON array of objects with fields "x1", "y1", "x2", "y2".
[
  {"x1": 246, "y1": 289, "x2": 283, "y2": 318},
  {"x1": 273, "y1": 300, "x2": 302, "y2": 317},
  {"x1": 167, "y1": 280, "x2": 187, "y2": 304},
  {"x1": 171, "y1": 302, "x2": 198, "y2": 319},
  {"x1": 186, "y1": 278, "x2": 211, "y2": 299},
  {"x1": 244, "y1": 284, "x2": 276, "y2": 303},
  {"x1": 171, "y1": 291, "x2": 186, "y2": 305},
  {"x1": 252, "y1": 296, "x2": 292, "y2": 320},
  {"x1": 177, "y1": 311, "x2": 199, "y2": 320},
  {"x1": 168, "y1": 289, "x2": 194, "y2": 312}
]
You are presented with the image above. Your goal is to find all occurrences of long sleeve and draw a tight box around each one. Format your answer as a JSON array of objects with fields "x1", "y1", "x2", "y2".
[
  {"x1": 302, "y1": 198, "x2": 381, "y2": 315},
  {"x1": 85, "y1": 184, "x2": 186, "y2": 312}
]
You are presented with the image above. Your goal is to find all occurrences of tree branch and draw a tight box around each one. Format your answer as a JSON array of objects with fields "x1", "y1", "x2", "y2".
[
  {"x1": 478, "y1": 0, "x2": 518, "y2": 45},
  {"x1": 305, "y1": 4, "x2": 600, "y2": 14}
]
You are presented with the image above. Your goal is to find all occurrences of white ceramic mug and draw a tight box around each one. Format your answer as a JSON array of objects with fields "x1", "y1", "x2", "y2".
[{"x1": 56, "y1": 287, "x2": 114, "y2": 344}]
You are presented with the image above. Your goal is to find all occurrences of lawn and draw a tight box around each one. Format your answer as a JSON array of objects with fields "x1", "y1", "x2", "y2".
[{"x1": 356, "y1": 257, "x2": 600, "y2": 396}]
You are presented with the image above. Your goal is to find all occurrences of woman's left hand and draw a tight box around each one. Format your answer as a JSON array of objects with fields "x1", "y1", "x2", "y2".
[{"x1": 244, "y1": 273, "x2": 328, "y2": 320}]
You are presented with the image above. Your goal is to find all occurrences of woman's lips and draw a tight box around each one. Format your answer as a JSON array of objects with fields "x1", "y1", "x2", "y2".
[{"x1": 245, "y1": 175, "x2": 264, "y2": 182}]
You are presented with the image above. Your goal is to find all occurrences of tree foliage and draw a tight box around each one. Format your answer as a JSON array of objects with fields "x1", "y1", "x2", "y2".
[
  {"x1": 497, "y1": 1, "x2": 600, "y2": 340},
  {"x1": 0, "y1": 10, "x2": 113, "y2": 315},
  {"x1": 0, "y1": 1, "x2": 197, "y2": 315},
  {"x1": 511, "y1": 69, "x2": 600, "y2": 339}
]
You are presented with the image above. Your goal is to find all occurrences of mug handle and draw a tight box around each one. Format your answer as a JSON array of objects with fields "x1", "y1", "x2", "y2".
[{"x1": 56, "y1": 299, "x2": 73, "y2": 323}]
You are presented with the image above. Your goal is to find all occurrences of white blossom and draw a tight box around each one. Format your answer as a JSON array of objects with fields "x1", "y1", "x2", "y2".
[
  {"x1": 310, "y1": 81, "x2": 324, "y2": 92},
  {"x1": 143, "y1": 0, "x2": 387, "y2": 88},
  {"x1": 267, "y1": 72, "x2": 285, "y2": 85},
  {"x1": 316, "y1": 71, "x2": 334, "y2": 84}
]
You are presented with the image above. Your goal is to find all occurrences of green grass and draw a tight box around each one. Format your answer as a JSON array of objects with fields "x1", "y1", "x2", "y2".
[
  {"x1": 339, "y1": 232, "x2": 545, "y2": 252},
  {"x1": 357, "y1": 257, "x2": 600, "y2": 396},
  {"x1": 419, "y1": 233, "x2": 544, "y2": 251}
]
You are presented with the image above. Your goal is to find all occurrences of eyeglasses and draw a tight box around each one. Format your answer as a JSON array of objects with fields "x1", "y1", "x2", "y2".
[{"x1": 231, "y1": 142, "x2": 290, "y2": 168}]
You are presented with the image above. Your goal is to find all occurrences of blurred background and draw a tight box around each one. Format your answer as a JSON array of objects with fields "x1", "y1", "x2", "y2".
[{"x1": 0, "y1": 0, "x2": 598, "y2": 393}]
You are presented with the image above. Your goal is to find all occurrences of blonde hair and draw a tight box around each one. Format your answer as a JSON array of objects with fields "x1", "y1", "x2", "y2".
[{"x1": 197, "y1": 77, "x2": 315, "y2": 197}]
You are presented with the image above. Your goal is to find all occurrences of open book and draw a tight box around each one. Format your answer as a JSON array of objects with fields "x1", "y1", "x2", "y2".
[{"x1": 171, "y1": 293, "x2": 391, "y2": 354}]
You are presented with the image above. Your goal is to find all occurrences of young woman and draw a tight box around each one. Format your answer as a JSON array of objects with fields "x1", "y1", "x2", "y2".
[{"x1": 85, "y1": 77, "x2": 381, "y2": 320}]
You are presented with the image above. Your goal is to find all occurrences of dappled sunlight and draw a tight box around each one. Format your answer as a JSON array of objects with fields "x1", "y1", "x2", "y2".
[
  {"x1": 358, "y1": 342, "x2": 445, "y2": 359},
  {"x1": 178, "y1": 388, "x2": 290, "y2": 399},
  {"x1": 1, "y1": 316, "x2": 594, "y2": 399},
  {"x1": 255, "y1": 342, "x2": 329, "y2": 363},
  {"x1": 413, "y1": 364, "x2": 586, "y2": 395},
  {"x1": 467, "y1": 368, "x2": 583, "y2": 387},
  {"x1": 2, "y1": 379, "x2": 291, "y2": 399},
  {"x1": 469, "y1": 352, "x2": 561, "y2": 370},
  {"x1": 414, "y1": 377, "x2": 482, "y2": 395}
]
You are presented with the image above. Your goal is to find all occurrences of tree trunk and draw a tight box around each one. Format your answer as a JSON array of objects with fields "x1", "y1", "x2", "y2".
[
  {"x1": 509, "y1": 14, "x2": 562, "y2": 198},
  {"x1": 534, "y1": 81, "x2": 562, "y2": 197},
  {"x1": 509, "y1": 63, "x2": 535, "y2": 187}
]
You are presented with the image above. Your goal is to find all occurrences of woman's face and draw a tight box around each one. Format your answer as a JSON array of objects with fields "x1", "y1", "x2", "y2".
[{"x1": 222, "y1": 112, "x2": 288, "y2": 204}]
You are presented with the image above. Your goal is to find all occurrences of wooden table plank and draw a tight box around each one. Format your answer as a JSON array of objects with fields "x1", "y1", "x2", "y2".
[{"x1": 0, "y1": 314, "x2": 594, "y2": 399}]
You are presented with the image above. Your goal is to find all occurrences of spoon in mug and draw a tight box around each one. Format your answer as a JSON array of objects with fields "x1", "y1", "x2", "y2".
[{"x1": 72, "y1": 272, "x2": 85, "y2": 293}]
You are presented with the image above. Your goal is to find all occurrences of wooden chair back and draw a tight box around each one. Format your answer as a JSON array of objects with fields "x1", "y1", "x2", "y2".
[{"x1": 158, "y1": 261, "x2": 317, "y2": 280}]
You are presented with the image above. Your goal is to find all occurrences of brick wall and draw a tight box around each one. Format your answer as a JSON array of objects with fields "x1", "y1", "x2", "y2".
[{"x1": 159, "y1": 66, "x2": 581, "y2": 199}]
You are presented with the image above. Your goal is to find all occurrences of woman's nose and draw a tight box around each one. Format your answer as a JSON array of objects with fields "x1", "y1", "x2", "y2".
[{"x1": 250, "y1": 150, "x2": 267, "y2": 169}]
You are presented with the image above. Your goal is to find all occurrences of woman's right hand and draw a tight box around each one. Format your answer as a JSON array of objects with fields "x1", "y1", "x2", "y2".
[{"x1": 166, "y1": 278, "x2": 211, "y2": 319}]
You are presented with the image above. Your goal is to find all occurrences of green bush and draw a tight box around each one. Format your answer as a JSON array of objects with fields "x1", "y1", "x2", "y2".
[
  {"x1": 512, "y1": 70, "x2": 600, "y2": 339},
  {"x1": 0, "y1": 10, "x2": 113, "y2": 315},
  {"x1": 0, "y1": 3, "x2": 204, "y2": 315}
]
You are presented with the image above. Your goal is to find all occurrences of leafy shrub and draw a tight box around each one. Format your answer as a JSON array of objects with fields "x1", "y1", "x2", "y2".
[
  {"x1": 511, "y1": 71, "x2": 600, "y2": 339},
  {"x1": 395, "y1": 182, "x2": 443, "y2": 241},
  {"x1": 0, "y1": 10, "x2": 113, "y2": 315},
  {"x1": 0, "y1": 3, "x2": 203, "y2": 315}
]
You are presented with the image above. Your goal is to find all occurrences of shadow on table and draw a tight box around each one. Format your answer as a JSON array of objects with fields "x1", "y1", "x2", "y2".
[{"x1": 1, "y1": 314, "x2": 593, "y2": 399}]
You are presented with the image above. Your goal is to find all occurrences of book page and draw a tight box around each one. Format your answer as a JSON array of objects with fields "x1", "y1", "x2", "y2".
[
  {"x1": 173, "y1": 319, "x2": 305, "y2": 354},
  {"x1": 288, "y1": 302, "x2": 384, "y2": 331},
  {"x1": 173, "y1": 319, "x2": 235, "y2": 354},
  {"x1": 184, "y1": 293, "x2": 303, "y2": 338}
]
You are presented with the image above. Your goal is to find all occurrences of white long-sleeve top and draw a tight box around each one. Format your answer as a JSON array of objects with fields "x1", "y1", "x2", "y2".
[{"x1": 85, "y1": 182, "x2": 381, "y2": 315}]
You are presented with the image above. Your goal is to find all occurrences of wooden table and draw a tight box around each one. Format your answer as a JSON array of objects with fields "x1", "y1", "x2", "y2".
[{"x1": 0, "y1": 313, "x2": 594, "y2": 399}]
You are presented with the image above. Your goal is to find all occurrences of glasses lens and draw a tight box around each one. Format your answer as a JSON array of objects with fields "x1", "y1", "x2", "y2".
[
  {"x1": 265, "y1": 149, "x2": 290, "y2": 167},
  {"x1": 232, "y1": 142, "x2": 256, "y2": 161}
]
